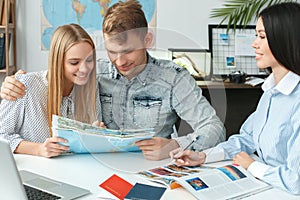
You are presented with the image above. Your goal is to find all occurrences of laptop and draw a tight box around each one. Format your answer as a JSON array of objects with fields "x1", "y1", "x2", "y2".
[{"x1": 0, "y1": 138, "x2": 90, "y2": 200}]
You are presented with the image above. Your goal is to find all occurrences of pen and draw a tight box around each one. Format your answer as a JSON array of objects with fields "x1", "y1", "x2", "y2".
[
  {"x1": 182, "y1": 135, "x2": 200, "y2": 151},
  {"x1": 171, "y1": 135, "x2": 200, "y2": 162}
]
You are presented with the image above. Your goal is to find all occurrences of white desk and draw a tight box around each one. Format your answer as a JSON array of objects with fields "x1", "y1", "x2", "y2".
[{"x1": 14, "y1": 153, "x2": 300, "y2": 200}]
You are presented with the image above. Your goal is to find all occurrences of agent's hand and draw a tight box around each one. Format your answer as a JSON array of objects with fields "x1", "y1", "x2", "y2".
[
  {"x1": 232, "y1": 151, "x2": 254, "y2": 169},
  {"x1": 0, "y1": 70, "x2": 26, "y2": 101},
  {"x1": 92, "y1": 120, "x2": 106, "y2": 128},
  {"x1": 135, "y1": 137, "x2": 179, "y2": 161},
  {"x1": 38, "y1": 137, "x2": 70, "y2": 158},
  {"x1": 170, "y1": 148, "x2": 206, "y2": 166}
]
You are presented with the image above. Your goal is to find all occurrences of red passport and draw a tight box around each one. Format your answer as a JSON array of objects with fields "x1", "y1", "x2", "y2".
[{"x1": 99, "y1": 174, "x2": 133, "y2": 200}]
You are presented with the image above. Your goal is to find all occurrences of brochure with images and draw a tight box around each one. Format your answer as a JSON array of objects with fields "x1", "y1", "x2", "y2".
[
  {"x1": 52, "y1": 115, "x2": 155, "y2": 153},
  {"x1": 138, "y1": 164, "x2": 213, "y2": 189},
  {"x1": 138, "y1": 164, "x2": 272, "y2": 200}
]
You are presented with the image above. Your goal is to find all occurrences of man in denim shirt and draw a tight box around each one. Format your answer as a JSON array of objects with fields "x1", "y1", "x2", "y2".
[
  {"x1": 98, "y1": 0, "x2": 225, "y2": 160},
  {"x1": 0, "y1": 0, "x2": 225, "y2": 160}
]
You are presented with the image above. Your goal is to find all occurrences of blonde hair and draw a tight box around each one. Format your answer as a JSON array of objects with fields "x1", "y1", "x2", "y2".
[
  {"x1": 103, "y1": 0, "x2": 148, "y2": 42},
  {"x1": 47, "y1": 24, "x2": 97, "y2": 135}
]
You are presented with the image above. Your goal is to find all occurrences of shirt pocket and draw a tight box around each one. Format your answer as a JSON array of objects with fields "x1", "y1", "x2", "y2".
[
  {"x1": 100, "y1": 93, "x2": 113, "y2": 126},
  {"x1": 133, "y1": 96, "x2": 162, "y2": 128}
]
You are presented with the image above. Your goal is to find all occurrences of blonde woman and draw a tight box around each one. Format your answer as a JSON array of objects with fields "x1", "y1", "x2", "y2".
[{"x1": 0, "y1": 24, "x2": 100, "y2": 158}]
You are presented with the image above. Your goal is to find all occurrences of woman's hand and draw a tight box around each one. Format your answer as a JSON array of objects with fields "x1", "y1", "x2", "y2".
[
  {"x1": 232, "y1": 151, "x2": 254, "y2": 169},
  {"x1": 38, "y1": 137, "x2": 70, "y2": 158},
  {"x1": 170, "y1": 148, "x2": 206, "y2": 166}
]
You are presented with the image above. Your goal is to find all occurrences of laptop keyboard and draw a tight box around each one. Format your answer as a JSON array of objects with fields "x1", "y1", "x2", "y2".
[{"x1": 24, "y1": 185, "x2": 61, "y2": 200}]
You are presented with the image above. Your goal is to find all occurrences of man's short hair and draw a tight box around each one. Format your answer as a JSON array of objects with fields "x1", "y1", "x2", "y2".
[{"x1": 103, "y1": 0, "x2": 148, "y2": 43}]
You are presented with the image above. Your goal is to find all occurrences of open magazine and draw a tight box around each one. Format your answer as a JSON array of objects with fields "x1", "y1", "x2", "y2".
[
  {"x1": 138, "y1": 164, "x2": 272, "y2": 200},
  {"x1": 52, "y1": 115, "x2": 155, "y2": 153}
]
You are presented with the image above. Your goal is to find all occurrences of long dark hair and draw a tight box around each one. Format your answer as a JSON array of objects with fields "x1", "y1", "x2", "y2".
[{"x1": 259, "y1": 2, "x2": 300, "y2": 75}]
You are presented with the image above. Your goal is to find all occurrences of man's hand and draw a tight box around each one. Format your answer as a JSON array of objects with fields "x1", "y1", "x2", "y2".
[
  {"x1": 38, "y1": 137, "x2": 70, "y2": 158},
  {"x1": 232, "y1": 151, "x2": 254, "y2": 169},
  {"x1": 0, "y1": 70, "x2": 26, "y2": 100},
  {"x1": 170, "y1": 148, "x2": 206, "y2": 166},
  {"x1": 135, "y1": 137, "x2": 179, "y2": 161}
]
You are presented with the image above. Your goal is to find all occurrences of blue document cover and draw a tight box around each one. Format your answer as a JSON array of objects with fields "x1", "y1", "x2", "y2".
[
  {"x1": 52, "y1": 115, "x2": 155, "y2": 153},
  {"x1": 125, "y1": 183, "x2": 166, "y2": 200}
]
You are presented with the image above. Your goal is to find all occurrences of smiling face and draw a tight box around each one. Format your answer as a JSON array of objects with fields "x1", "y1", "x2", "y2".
[
  {"x1": 252, "y1": 17, "x2": 279, "y2": 70},
  {"x1": 63, "y1": 41, "x2": 94, "y2": 94},
  {"x1": 104, "y1": 31, "x2": 152, "y2": 77}
]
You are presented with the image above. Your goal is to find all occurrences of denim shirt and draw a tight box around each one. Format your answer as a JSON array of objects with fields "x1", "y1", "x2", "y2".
[{"x1": 96, "y1": 53, "x2": 225, "y2": 149}]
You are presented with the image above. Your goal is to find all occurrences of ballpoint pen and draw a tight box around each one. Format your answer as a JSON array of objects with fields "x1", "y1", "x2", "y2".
[
  {"x1": 182, "y1": 135, "x2": 200, "y2": 151},
  {"x1": 171, "y1": 135, "x2": 200, "y2": 162}
]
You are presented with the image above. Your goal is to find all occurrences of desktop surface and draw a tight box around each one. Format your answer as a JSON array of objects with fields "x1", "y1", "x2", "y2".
[{"x1": 14, "y1": 153, "x2": 299, "y2": 200}]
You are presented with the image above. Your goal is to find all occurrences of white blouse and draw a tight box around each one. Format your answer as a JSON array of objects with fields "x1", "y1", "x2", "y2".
[{"x1": 0, "y1": 70, "x2": 100, "y2": 152}]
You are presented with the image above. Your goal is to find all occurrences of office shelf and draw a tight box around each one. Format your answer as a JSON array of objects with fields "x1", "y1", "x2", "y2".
[{"x1": 0, "y1": 0, "x2": 16, "y2": 76}]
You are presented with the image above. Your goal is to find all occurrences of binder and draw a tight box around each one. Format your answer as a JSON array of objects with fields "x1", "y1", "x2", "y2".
[{"x1": 0, "y1": 33, "x2": 5, "y2": 69}]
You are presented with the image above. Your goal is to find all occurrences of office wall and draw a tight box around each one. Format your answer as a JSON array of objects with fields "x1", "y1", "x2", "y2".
[{"x1": 14, "y1": 0, "x2": 225, "y2": 72}]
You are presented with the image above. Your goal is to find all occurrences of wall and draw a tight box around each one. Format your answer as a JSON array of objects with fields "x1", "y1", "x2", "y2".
[{"x1": 14, "y1": 0, "x2": 225, "y2": 72}]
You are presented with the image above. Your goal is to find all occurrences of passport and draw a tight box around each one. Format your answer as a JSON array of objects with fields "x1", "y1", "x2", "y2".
[
  {"x1": 99, "y1": 174, "x2": 133, "y2": 200},
  {"x1": 125, "y1": 183, "x2": 166, "y2": 200}
]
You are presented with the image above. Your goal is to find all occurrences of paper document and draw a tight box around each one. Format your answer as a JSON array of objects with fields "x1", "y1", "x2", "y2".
[
  {"x1": 52, "y1": 115, "x2": 155, "y2": 153},
  {"x1": 138, "y1": 164, "x2": 272, "y2": 200},
  {"x1": 245, "y1": 76, "x2": 265, "y2": 86}
]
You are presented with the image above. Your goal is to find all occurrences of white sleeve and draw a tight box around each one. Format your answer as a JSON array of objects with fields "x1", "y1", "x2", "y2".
[
  {"x1": 203, "y1": 146, "x2": 225, "y2": 163},
  {"x1": 247, "y1": 161, "x2": 271, "y2": 179}
]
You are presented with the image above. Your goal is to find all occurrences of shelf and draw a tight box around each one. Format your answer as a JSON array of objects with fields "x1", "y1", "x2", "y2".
[
  {"x1": 0, "y1": 65, "x2": 16, "y2": 75},
  {"x1": 0, "y1": 0, "x2": 17, "y2": 76},
  {"x1": 0, "y1": 24, "x2": 15, "y2": 29}
]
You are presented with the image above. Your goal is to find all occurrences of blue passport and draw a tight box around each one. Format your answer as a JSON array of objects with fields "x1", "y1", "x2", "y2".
[{"x1": 125, "y1": 183, "x2": 166, "y2": 200}]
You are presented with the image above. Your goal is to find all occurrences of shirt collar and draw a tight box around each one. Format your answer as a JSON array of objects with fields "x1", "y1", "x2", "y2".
[
  {"x1": 111, "y1": 52, "x2": 153, "y2": 84},
  {"x1": 136, "y1": 53, "x2": 154, "y2": 84},
  {"x1": 262, "y1": 71, "x2": 300, "y2": 95},
  {"x1": 111, "y1": 63, "x2": 120, "y2": 79}
]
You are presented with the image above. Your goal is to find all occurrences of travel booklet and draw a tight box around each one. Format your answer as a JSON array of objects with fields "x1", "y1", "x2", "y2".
[
  {"x1": 138, "y1": 164, "x2": 272, "y2": 200},
  {"x1": 99, "y1": 174, "x2": 133, "y2": 199},
  {"x1": 52, "y1": 115, "x2": 155, "y2": 153},
  {"x1": 124, "y1": 183, "x2": 167, "y2": 200}
]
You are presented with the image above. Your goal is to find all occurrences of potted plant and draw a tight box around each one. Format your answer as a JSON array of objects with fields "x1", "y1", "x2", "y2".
[{"x1": 210, "y1": 0, "x2": 296, "y2": 31}]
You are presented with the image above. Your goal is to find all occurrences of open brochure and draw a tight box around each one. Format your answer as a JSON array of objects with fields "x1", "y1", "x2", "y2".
[
  {"x1": 138, "y1": 164, "x2": 272, "y2": 200},
  {"x1": 52, "y1": 115, "x2": 155, "y2": 153}
]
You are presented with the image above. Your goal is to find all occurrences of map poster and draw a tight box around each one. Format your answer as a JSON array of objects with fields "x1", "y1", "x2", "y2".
[{"x1": 40, "y1": 0, "x2": 157, "y2": 50}]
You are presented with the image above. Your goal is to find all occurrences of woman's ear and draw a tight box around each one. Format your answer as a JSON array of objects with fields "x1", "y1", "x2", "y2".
[{"x1": 144, "y1": 32, "x2": 154, "y2": 49}]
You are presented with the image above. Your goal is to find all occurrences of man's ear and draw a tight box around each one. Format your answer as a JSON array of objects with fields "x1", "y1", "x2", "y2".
[{"x1": 144, "y1": 32, "x2": 154, "y2": 49}]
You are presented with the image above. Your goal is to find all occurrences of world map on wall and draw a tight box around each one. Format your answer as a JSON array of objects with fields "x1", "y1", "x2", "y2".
[{"x1": 41, "y1": 0, "x2": 156, "y2": 50}]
